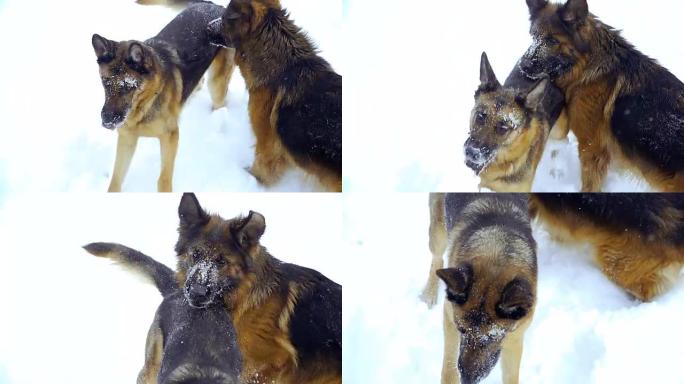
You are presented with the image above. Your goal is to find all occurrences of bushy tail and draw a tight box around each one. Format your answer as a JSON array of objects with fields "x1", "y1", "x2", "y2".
[
  {"x1": 135, "y1": 0, "x2": 207, "y2": 9},
  {"x1": 83, "y1": 242, "x2": 177, "y2": 297}
]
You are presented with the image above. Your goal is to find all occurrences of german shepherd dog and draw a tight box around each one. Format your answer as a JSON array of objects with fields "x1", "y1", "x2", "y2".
[
  {"x1": 83, "y1": 242, "x2": 242, "y2": 384},
  {"x1": 530, "y1": 193, "x2": 684, "y2": 301},
  {"x1": 92, "y1": 2, "x2": 235, "y2": 192},
  {"x1": 206, "y1": 0, "x2": 342, "y2": 192},
  {"x1": 420, "y1": 194, "x2": 537, "y2": 384},
  {"x1": 174, "y1": 193, "x2": 342, "y2": 383},
  {"x1": 466, "y1": 52, "x2": 566, "y2": 192},
  {"x1": 521, "y1": 0, "x2": 684, "y2": 192}
]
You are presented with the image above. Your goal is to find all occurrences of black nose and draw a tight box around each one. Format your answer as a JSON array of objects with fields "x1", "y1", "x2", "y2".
[
  {"x1": 101, "y1": 110, "x2": 124, "y2": 129},
  {"x1": 190, "y1": 285, "x2": 209, "y2": 298}
]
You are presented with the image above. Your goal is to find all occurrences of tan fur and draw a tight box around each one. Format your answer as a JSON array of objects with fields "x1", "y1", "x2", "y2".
[
  {"x1": 103, "y1": 47, "x2": 234, "y2": 192},
  {"x1": 530, "y1": 196, "x2": 684, "y2": 301},
  {"x1": 424, "y1": 194, "x2": 537, "y2": 384},
  {"x1": 137, "y1": 319, "x2": 163, "y2": 384}
]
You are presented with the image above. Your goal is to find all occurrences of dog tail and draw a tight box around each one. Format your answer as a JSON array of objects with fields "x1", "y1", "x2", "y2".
[
  {"x1": 135, "y1": 0, "x2": 206, "y2": 9},
  {"x1": 83, "y1": 242, "x2": 177, "y2": 297}
]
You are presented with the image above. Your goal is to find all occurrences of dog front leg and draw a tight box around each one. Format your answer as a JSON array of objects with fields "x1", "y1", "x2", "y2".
[
  {"x1": 500, "y1": 316, "x2": 532, "y2": 384},
  {"x1": 158, "y1": 129, "x2": 179, "y2": 192},
  {"x1": 209, "y1": 48, "x2": 236, "y2": 110},
  {"x1": 109, "y1": 131, "x2": 139, "y2": 192},
  {"x1": 549, "y1": 108, "x2": 570, "y2": 140},
  {"x1": 577, "y1": 139, "x2": 610, "y2": 192},
  {"x1": 441, "y1": 303, "x2": 460, "y2": 384}
]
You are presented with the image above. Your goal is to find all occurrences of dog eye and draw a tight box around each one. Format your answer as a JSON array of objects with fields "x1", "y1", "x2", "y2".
[
  {"x1": 476, "y1": 111, "x2": 487, "y2": 124},
  {"x1": 546, "y1": 36, "x2": 560, "y2": 45},
  {"x1": 496, "y1": 122, "x2": 512, "y2": 135}
]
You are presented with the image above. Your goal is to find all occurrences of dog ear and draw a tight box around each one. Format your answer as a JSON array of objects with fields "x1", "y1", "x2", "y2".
[
  {"x1": 496, "y1": 278, "x2": 534, "y2": 320},
  {"x1": 526, "y1": 0, "x2": 548, "y2": 17},
  {"x1": 234, "y1": 211, "x2": 266, "y2": 249},
  {"x1": 478, "y1": 52, "x2": 501, "y2": 93},
  {"x1": 92, "y1": 34, "x2": 115, "y2": 61},
  {"x1": 127, "y1": 42, "x2": 152, "y2": 73},
  {"x1": 561, "y1": 0, "x2": 588, "y2": 25},
  {"x1": 523, "y1": 78, "x2": 549, "y2": 111},
  {"x1": 436, "y1": 264, "x2": 473, "y2": 305},
  {"x1": 178, "y1": 193, "x2": 209, "y2": 228}
]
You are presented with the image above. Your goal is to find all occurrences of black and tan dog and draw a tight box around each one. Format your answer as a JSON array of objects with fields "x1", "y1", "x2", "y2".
[
  {"x1": 466, "y1": 52, "x2": 566, "y2": 192},
  {"x1": 421, "y1": 194, "x2": 537, "y2": 384},
  {"x1": 92, "y1": 2, "x2": 235, "y2": 192},
  {"x1": 83, "y1": 242, "x2": 242, "y2": 384},
  {"x1": 530, "y1": 193, "x2": 684, "y2": 301},
  {"x1": 206, "y1": 0, "x2": 342, "y2": 191},
  {"x1": 173, "y1": 193, "x2": 341, "y2": 383},
  {"x1": 521, "y1": 0, "x2": 684, "y2": 192}
]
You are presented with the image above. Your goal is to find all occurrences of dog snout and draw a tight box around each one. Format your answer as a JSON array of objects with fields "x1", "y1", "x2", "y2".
[
  {"x1": 186, "y1": 283, "x2": 213, "y2": 308},
  {"x1": 207, "y1": 18, "x2": 229, "y2": 47},
  {"x1": 464, "y1": 139, "x2": 493, "y2": 173},
  {"x1": 101, "y1": 109, "x2": 124, "y2": 129}
]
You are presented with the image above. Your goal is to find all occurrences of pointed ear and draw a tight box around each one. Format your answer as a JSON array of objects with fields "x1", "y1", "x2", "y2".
[
  {"x1": 127, "y1": 42, "x2": 153, "y2": 73},
  {"x1": 496, "y1": 278, "x2": 534, "y2": 320},
  {"x1": 178, "y1": 193, "x2": 209, "y2": 228},
  {"x1": 436, "y1": 264, "x2": 473, "y2": 305},
  {"x1": 92, "y1": 34, "x2": 115, "y2": 61},
  {"x1": 561, "y1": 0, "x2": 588, "y2": 25},
  {"x1": 523, "y1": 78, "x2": 549, "y2": 111},
  {"x1": 479, "y1": 52, "x2": 501, "y2": 93},
  {"x1": 234, "y1": 211, "x2": 266, "y2": 249},
  {"x1": 526, "y1": 0, "x2": 548, "y2": 17}
]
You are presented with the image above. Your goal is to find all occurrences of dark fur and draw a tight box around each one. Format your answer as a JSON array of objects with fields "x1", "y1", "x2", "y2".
[
  {"x1": 466, "y1": 52, "x2": 566, "y2": 191},
  {"x1": 92, "y1": 2, "x2": 234, "y2": 192},
  {"x1": 83, "y1": 242, "x2": 242, "y2": 384},
  {"x1": 208, "y1": 0, "x2": 342, "y2": 191},
  {"x1": 521, "y1": 0, "x2": 684, "y2": 191},
  {"x1": 530, "y1": 193, "x2": 684, "y2": 301},
  {"x1": 174, "y1": 193, "x2": 342, "y2": 383},
  {"x1": 422, "y1": 194, "x2": 537, "y2": 384}
]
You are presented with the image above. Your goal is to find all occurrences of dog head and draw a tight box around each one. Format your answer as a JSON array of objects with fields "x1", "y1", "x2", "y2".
[
  {"x1": 174, "y1": 193, "x2": 266, "y2": 309},
  {"x1": 466, "y1": 52, "x2": 551, "y2": 175},
  {"x1": 436, "y1": 228, "x2": 536, "y2": 384},
  {"x1": 91, "y1": 34, "x2": 158, "y2": 130},
  {"x1": 519, "y1": 0, "x2": 592, "y2": 81},
  {"x1": 207, "y1": 0, "x2": 282, "y2": 49}
]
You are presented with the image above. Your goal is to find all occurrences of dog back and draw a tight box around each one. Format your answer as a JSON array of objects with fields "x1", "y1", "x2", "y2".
[{"x1": 148, "y1": 2, "x2": 225, "y2": 102}]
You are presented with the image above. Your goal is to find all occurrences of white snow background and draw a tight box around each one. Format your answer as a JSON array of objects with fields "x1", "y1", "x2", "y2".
[
  {"x1": 342, "y1": 193, "x2": 684, "y2": 383},
  {"x1": 0, "y1": 0, "x2": 342, "y2": 193},
  {"x1": 0, "y1": 193, "x2": 344, "y2": 384},
  {"x1": 343, "y1": 0, "x2": 682, "y2": 192}
]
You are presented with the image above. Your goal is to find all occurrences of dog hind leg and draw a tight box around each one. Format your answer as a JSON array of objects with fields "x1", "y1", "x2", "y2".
[
  {"x1": 208, "y1": 48, "x2": 236, "y2": 110},
  {"x1": 421, "y1": 193, "x2": 447, "y2": 308}
]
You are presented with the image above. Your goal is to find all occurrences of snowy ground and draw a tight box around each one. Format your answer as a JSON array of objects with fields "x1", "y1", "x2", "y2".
[
  {"x1": 0, "y1": 193, "x2": 344, "y2": 384},
  {"x1": 343, "y1": 0, "x2": 682, "y2": 192},
  {"x1": 0, "y1": 0, "x2": 341, "y2": 193},
  {"x1": 342, "y1": 193, "x2": 684, "y2": 383}
]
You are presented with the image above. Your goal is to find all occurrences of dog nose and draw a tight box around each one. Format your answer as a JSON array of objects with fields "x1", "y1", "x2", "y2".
[
  {"x1": 190, "y1": 285, "x2": 209, "y2": 298},
  {"x1": 101, "y1": 110, "x2": 124, "y2": 128}
]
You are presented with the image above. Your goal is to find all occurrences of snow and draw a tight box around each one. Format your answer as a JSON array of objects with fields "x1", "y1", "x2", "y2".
[
  {"x1": 344, "y1": 0, "x2": 683, "y2": 192},
  {"x1": 342, "y1": 193, "x2": 684, "y2": 383},
  {"x1": 0, "y1": 193, "x2": 344, "y2": 384},
  {"x1": 0, "y1": 0, "x2": 341, "y2": 193}
]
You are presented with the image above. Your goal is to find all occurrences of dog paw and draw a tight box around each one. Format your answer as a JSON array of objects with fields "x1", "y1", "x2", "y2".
[{"x1": 419, "y1": 288, "x2": 438, "y2": 309}]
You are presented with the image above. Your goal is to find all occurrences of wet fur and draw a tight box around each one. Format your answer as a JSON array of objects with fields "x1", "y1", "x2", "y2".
[
  {"x1": 214, "y1": 0, "x2": 342, "y2": 191},
  {"x1": 83, "y1": 242, "x2": 242, "y2": 384},
  {"x1": 420, "y1": 194, "x2": 537, "y2": 384},
  {"x1": 522, "y1": 0, "x2": 684, "y2": 191},
  {"x1": 93, "y1": 2, "x2": 235, "y2": 192},
  {"x1": 175, "y1": 193, "x2": 342, "y2": 383},
  {"x1": 530, "y1": 193, "x2": 684, "y2": 301}
]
